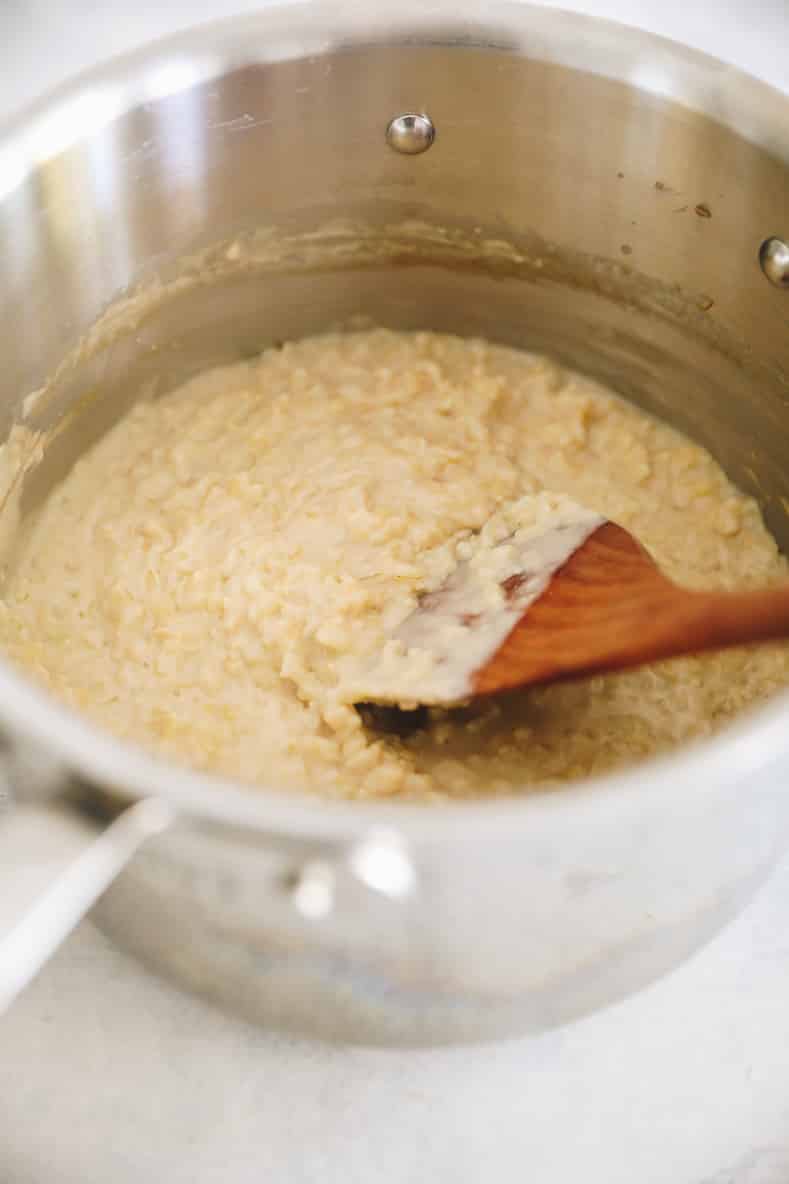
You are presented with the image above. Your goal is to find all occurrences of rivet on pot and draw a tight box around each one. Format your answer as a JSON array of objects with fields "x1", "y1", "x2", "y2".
[
  {"x1": 386, "y1": 112, "x2": 435, "y2": 155},
  {"x1": 285, "y1": 860, "x2": 335, "y2": 920},
  {"x1": 759, "y1": 237, "x2": 789, "y2": 288}
]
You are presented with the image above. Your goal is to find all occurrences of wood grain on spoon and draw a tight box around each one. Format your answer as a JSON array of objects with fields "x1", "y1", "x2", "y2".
[
  {"x1": 356, "y1": 517, "x2": 789, "y2": 710},
  {"x1": 473, "y1": 520, "x2": 789, "y2": 697}
]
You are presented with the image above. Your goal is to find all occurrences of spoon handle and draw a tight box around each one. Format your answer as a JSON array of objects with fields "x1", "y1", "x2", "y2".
[{"x1": 691, "y1": 585, "x2": 789, "y2": 651}]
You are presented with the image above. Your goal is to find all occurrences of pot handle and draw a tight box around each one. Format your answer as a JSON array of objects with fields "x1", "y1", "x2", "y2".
[{"x1": 0, "y1": 792, "x2": 174, "y2": 1014}]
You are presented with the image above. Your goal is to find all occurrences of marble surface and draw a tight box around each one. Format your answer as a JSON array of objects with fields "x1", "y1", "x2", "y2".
[{"x1": 2, "y1": 2, "x2": 789, "y2": 1182}]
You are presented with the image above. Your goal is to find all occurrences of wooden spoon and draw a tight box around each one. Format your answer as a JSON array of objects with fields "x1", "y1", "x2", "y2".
[
  {"x1": 473, "y1": 520, "x2": 789, "y2": 696},
  {"x1": 358, "y1": 519, "x2": 789, "y2": 708}
]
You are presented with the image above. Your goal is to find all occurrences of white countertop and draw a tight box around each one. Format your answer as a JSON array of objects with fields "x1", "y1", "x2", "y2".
[
  {"x1": 2, "y1": 3, "x2": 789, "y2": 1182},
  {"x1": 4, "y1": 864, "x2": 789, "y2": 1183}
]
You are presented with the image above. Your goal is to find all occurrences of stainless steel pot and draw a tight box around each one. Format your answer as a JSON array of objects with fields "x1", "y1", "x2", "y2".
[{"x1": 1, "y1": 0, "x2": 789, "y2": 1045}]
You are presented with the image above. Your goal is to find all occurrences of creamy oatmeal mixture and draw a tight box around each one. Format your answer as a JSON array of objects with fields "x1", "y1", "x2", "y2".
[{"x1": 1, "y1": 328, "x2": 788, "y2": 801}]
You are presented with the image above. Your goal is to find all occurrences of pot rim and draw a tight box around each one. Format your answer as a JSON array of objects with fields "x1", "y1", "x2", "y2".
[
  {"x1": 1, "y1": 641, "x2": 787, "y2": 841},
  {"x1": 2, "y1": 0, "x2": 788, "y2": 164},
  {"x1": 2, "y1": 0, "x2": 789, "y2": 842}
]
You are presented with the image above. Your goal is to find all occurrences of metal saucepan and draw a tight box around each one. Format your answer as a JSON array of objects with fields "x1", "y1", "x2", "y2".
[{"x1": 1, "y1": 0, "x2": 789, "y2": 1044}]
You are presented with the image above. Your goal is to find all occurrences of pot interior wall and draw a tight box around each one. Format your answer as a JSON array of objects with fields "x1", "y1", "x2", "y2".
[{"x1": 3, "y1": 41, "x2": 789, "y2": 544}]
